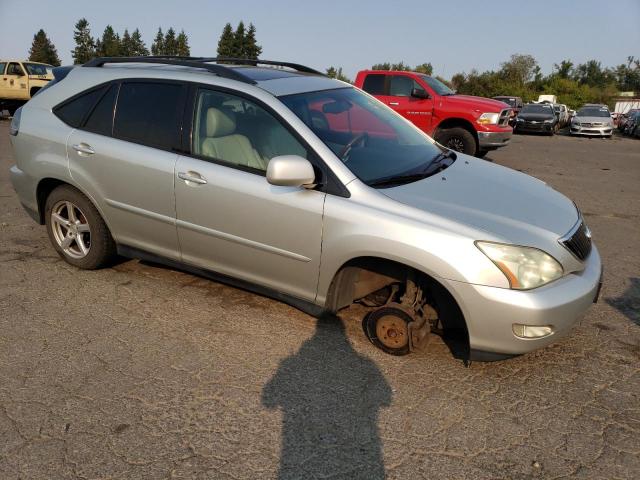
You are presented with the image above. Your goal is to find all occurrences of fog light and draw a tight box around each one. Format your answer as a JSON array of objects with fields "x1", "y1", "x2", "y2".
[{"x1": 512, "y1": 324, "x2": 554, "y2": 339}]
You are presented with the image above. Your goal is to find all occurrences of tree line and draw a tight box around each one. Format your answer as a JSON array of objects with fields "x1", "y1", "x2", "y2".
[
  {"x1": 26, "y1": 20, "x2": 263, "y2": 66},
  {"x1": 25, "y1": 25, "x2": 638, "y2": 109}
]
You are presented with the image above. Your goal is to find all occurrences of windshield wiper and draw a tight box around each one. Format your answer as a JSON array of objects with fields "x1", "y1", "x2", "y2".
[{"x1": 368, "y1": 149, "x2": 456, "y2": 188}]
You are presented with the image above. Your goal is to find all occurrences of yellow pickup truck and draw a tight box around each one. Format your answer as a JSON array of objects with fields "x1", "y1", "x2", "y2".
[{"x1": 1, "y1": 60, "x2": 54, "y2": 115}]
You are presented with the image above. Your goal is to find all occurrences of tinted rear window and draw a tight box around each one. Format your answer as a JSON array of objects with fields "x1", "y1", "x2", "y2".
[
  {"x1": 113, "y1": 82, "x2": 185, "y2": 150},
  {"x1": 362, "y1": 74, "x2": 386, "y2": 95},
  {"x1": 54, "y1": 86, "x2": 108, "y2": 128},
  {"x1": 83, "y1": 84, "x2": 118, "y2": 136}
]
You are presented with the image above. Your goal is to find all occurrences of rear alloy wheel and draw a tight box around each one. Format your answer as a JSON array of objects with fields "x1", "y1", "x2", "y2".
[
  {"x1": 45, "y1": 185, "x2": 116, "y2": 269},
  {"x1": 435, "y1": 127, "x2": 476, "y2": 156},
  {"x1": 363, "y1": 304, "x2": 427, "y2": 356}
]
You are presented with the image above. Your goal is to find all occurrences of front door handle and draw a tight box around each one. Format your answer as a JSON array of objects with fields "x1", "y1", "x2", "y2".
[
  {"x1": 178, "y1": 171, "x2": 207, "y2": 185},
  {"x1": 389, "y1": 102, "x2": 400, "y2": 106},
  {"x1": 72, "y1": 143, "x2": 95, "y2": 156}
]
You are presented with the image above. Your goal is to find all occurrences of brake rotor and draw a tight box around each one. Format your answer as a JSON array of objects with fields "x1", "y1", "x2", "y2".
[{"x1": 375, "y1": 314, "x2": 409, "y2": 349}]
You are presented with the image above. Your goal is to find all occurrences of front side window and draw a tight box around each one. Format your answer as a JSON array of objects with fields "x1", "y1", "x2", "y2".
[
  {"x1": 389, "y1": 75, "x2": 420, "y2": 97},
  {"x1": 7, "y1": 63, "x2": 25, "y2": 76},
  {"x1": 113, "y1": 82, "x2": 185, "y2": 150},
  {"x1": 281, "y1": 87, "x2": 446, "y2": 187},
  {"x1": 192, "y1": 89, "x2": 308, "y2": 173}
]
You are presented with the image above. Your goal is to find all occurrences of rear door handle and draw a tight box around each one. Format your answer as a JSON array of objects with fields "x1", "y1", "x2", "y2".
[
  {"x1": 178, "y1": 171, "x2": 207, "y2": 185},
  {"x1": 389, "y1": 102, "x2": 400, "y2": 106},
  {"x1": 72, "y1": 143, "x2": 95, "y2": 156}
]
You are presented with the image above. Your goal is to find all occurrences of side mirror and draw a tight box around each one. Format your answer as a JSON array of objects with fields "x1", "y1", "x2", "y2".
[
  {"x1": 411, "y1": 87, "x2": 429, "y2": 99},
  {"x1": 267, "y1": 155, "x2": 316, "y2": 188}
]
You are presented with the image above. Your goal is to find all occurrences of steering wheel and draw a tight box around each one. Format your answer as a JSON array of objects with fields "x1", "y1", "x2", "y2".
[{"x1": 339, "y1": 132, "x2": 369, "y2": 161}]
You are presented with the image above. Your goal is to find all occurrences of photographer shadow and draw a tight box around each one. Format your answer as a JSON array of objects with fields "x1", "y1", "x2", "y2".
[{"x1": 262, "y1": 314, "x2": 392, "y2": 480}]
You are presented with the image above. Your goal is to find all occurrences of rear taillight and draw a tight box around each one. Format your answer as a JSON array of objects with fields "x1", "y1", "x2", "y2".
[{"x1": 9, "y1": 106, "x2": 22, "y2": 136}]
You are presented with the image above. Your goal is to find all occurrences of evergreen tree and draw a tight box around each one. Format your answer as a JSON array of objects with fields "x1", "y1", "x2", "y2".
[
  {"x1": 28, "y1": 29, "x2": 61, "y2": 66},
  {"x1": 71, "y1": 18, "x2": 95, "y2": 64},
  {"x1": 326, "y1": 66, "x2": 351, "y2": 83},
  {"x1": 233, "y1": 21, "x2": 246, "y2": 59},
  {"x1": 217, "y1": 23, "x2": 236, "y2": 59},
  {"x1": 130, "y1": 29, "x2": 149, "y2": 56},
  {"x1": 97, "y1": 25, "x2": 121, "y2": 57},
  {"x1": 120, "y1": 29, "x2": 133, "y2": 56},
  {"x1": 244, "y1": 23, "x2": 262, "y2": 60},
  {"x1": 164, "y1": 28, "x2": 177, "y2": 56},
  {"x1": 151, "y1": 27, "x2": 164, "y2": 55},
  {"x1": 176, "y1": 30, "x2": 190, "y2": 56}
]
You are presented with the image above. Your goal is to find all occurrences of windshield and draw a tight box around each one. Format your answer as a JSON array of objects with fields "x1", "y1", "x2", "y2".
[
  {"x1": 521, "y1": 104, "x2": 554, "y2": 115},
  {"x1": 280, "y1": 87, "x2": 448, "y2": 187},
  {"x1": 495, "y1": 97, "x2": 516, "y2": 107},
  {"x1": 577, "y1": 107, "x2": 610, "y2": 117},
  {"x1": 419, "y1": 75, "x2": 455, "y2": 96},
  {"x1": 24, "y1": 63, "x2": 51, "y2": 75}
]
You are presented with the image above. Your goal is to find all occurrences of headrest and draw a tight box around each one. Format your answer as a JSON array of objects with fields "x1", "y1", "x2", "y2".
[{"x1": 206, "y1": 108, "x2": 236, "y2": 137}]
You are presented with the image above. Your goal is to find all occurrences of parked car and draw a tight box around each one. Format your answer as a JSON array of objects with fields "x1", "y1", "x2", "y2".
[
  {"x1": 622, "y1": 110, "x2": 640, "y2": 136},
  {"x1": 493, "y1": 96, "x2": 523, "y2": 124},
  {"x1": 514, "y1": 103, "x2": 559, "y2": 135},
  {"x1": 9, "y1": 57, "x2": 601, "y2": 361},
  {"x1": 355, "y1": 70, "x2": 512, "y2": 158},
  {"x1": 617, "y1": 109, "x2": 640, "y2": 132},
  {"x1": 0, "y1": 59, "x2": 53, "y2": 115},
  {"x1": 570, "y1": 105, "x2": 614, "y2": 137}
]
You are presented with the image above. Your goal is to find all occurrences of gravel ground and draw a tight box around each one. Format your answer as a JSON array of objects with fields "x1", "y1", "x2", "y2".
[{"x1": 1, "y1": 121, "x2": 639, "y2": 479}]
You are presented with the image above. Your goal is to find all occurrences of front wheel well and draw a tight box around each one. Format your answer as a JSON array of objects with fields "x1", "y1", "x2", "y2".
[
  {"x1": 325, "y1": 256, "x2": 468, "y2": 335},
  {"x1": 434, "y1": 118, "x2": 479, "y2": 150},
  {"x1": 36, "y1": 178, "x2": 67, "y2": 224}
]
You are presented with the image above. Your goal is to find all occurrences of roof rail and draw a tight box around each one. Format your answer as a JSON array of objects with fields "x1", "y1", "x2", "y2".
[
  {"x1": 82, "y1": 56, "x2": 325, "y2": 83},
  {"x1": 82, "y1": 57, "x2": 257, "y2": 84}
]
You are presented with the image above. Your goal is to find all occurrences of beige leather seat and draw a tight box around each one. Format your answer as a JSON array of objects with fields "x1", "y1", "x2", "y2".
[{"x1": 201, "y1": 108, "x2": 267, "y2": 170}]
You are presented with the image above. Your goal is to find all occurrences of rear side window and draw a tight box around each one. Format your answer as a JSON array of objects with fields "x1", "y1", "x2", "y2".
[
  {"x1": 83, "y1": 84, "x2": 118, "y2": 136},
  {"x1": 113, "y1": 82, "x2": 185, "y2": 150},
  {"x1": 362, "y1": 74, "x2": 386, "y2": 95},
  {"x1": 54, "y1": 86, "x2": 108, "y2": 128}
]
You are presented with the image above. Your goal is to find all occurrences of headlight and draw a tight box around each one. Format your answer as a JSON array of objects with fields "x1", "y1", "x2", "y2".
[
  {"x1": 476, "y1": 242, "x2": 563, "y2": 290},
  {"x1": 477, "y1": 112, "x2": 500, "y2": 125},
  {"x1": 572, "y1": 120, "x2": 581, "y2": 126},
  {"x1": 544, "y1": 119, "x2": 553, "y2": 123}
]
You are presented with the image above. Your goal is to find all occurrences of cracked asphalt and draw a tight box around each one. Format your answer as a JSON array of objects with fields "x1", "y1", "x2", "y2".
[{"x1": 1, "y1": 120, "x2": 639, "y2": 479}]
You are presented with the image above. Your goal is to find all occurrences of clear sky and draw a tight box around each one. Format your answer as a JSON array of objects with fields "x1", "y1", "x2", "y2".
[{"x1": 1, "y1": 0, "x2": 639, "y2": 79}]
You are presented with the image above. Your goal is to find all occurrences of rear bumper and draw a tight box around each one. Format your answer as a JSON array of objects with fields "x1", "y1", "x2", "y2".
[
  {"x1": 477, "y1": 130, "x2": 512, "y2": 149},
  {"x1": 9, "y1": 164, "x2": 39, "y2": 222},
  {"x1": 442, "y1": 245, "x2": 602, "y2": 356}
]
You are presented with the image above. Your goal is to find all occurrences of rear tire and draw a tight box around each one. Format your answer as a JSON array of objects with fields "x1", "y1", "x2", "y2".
[
  {"x1": 45, "y1": 185, "x2": 116, "y2": 269},
  {"x1": 435, "y1": 127, "x2": 476, "y2": 156}
]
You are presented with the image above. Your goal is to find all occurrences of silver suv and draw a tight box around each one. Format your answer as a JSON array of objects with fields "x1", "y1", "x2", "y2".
[{"x1": 9, "y1": 57, "x2": 602, "y2": 361}]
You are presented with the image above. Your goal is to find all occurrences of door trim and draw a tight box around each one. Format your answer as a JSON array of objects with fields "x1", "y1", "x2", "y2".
[
  {"x1": 175, "y1": 218, "x2": 311, "y2": 262},
  {"x1": 105, "y1": 198, "x2": 176, "y2": 225}
]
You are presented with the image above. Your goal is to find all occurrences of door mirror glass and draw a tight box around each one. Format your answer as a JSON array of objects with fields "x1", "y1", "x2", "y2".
[
  {"x1": 411, "y1": 87, "x2": 429, "y2": 99},
  {"x1": 267, "y1": 155, "x2": 316, "y2": 187}
]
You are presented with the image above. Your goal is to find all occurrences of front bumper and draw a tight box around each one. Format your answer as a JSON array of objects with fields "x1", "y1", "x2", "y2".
[
  {"x1": 477, "y1": 130, "x2": 512, "y2": 149},
  {"x1": 570, "y1": 125, "x2": 613, "y2": 136},
  {"x1": 442, "y1": 245, "x2": 602, "y2": 356},
  {"x1": 515, "y1": 121, "x2": 554, "y2": 132}
]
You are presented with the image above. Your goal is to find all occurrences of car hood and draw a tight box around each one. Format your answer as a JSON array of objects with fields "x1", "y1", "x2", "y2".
[
  {"x1": 442, "y1": 94, "x2": 508, "y2": 113},
  {"x1": 380, "y1": 155, "x2": 579, "y2": 243}
]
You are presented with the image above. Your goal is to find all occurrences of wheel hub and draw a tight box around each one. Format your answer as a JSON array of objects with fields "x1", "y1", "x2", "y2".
[{"x1": 376, "y1": 315, "x2": 409, "y2": 349}]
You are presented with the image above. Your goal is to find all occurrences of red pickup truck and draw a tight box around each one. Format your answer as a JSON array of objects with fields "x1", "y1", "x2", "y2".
[{"x1": 355, "y1": 70, "x2": 512, "y2": 157}]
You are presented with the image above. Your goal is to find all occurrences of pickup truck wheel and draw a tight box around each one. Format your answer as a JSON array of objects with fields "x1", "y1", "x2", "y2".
[
  {"x1": 363, "y1": 305, "x2": 414, "y2": 356},
  {"x1": 45, "y1": 185, "x2": 117, "y2": 270},
  {"x1": 435, "y1": 127, "x2": 476, "y2": 155},
  {"x1": 476, "y1": 149, "x2": 489, "y2": 159}
]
